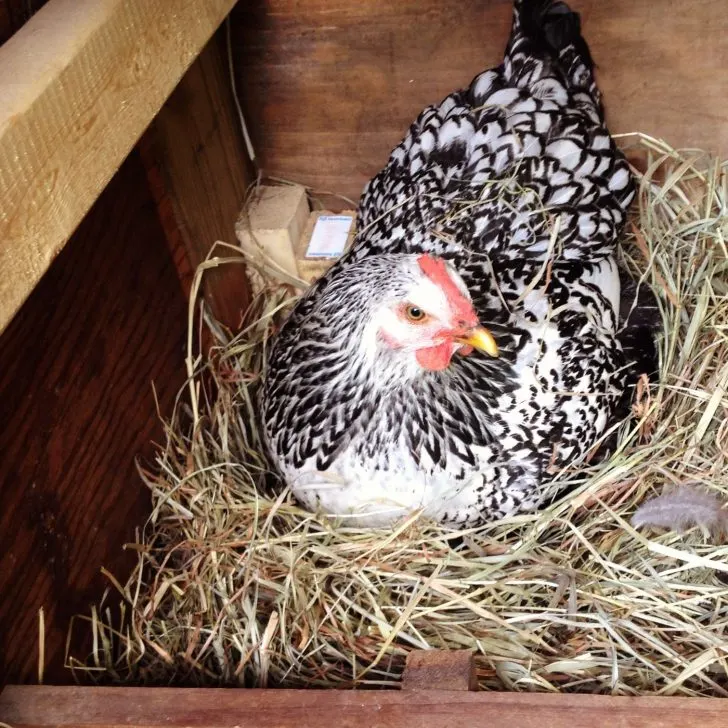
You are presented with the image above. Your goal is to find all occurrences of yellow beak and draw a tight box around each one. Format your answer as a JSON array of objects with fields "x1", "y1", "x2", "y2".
[{"x1": 456, "y1": 327, "x2": 499, "y2": 358}]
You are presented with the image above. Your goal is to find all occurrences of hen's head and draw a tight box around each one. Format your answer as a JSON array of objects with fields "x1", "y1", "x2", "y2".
[{"x1": 316, "y1": 253, "x2": 498, "y2": 375}]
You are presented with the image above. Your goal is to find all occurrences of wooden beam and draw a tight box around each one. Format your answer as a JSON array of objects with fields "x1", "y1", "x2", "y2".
[
  {"x1": 0, "y1": 0, "x2": 238, "y2": 335},
  {"x1": 1, "y1": 686, "x2": 727, "y2": 728}
]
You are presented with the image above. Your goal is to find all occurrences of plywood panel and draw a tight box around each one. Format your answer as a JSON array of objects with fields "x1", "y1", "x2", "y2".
[
  {"x1": 0, "y1": 151, "x2": 188, "y2": 685},
  {"x1": 233, "y1": 0, "x2": 728, "y2": 203}
]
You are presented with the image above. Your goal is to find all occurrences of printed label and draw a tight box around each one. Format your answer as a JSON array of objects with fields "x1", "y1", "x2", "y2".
[{"x1": 305, "y1": 215, "x2": 354, "y2": 258}]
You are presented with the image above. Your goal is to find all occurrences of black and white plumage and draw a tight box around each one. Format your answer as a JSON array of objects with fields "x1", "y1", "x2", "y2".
[{"x1": 262, "y1": 0, "x2": 653, "y2": 528}]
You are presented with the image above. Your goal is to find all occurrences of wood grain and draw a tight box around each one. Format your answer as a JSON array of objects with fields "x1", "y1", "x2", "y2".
[
  {"x1": 232, "y1": 0, "x2": 728, "y2": 203},
  {"x1": 402, "y1": 650, "x2": 477, "y2": 692},
  {"x1": 142, "y1": 28, "x2": 254, "y2": 331},
  {"x1": 2, "y1": 685, "x2": 728, "y2": 727},
  {"x1": 0, "y1": 0, "x2": 238, "y2": 335},
  {"x1": 0, "y1": 151, "x2": 188, "y2": 686}
]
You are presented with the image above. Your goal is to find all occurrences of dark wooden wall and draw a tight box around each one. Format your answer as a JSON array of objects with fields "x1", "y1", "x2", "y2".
[
  {"x1": 0, "y1": 6, "x2": 250, "y2": 684},
  {"x1": 233, "y1": 0, "x2": 728, "y2": 202},
  {"x1": 0, "y1": 151, "x2": 188, "y2": 686}
]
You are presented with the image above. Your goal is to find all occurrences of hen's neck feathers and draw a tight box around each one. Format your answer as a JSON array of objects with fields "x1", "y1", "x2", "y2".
[{"x1": 263, "y1": 259, "x2": 517, "y2": 474}]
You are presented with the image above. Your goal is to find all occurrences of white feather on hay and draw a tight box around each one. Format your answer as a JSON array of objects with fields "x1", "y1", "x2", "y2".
[{"x1": 633, "y1": 486, "x2": 728, "y2": 537}]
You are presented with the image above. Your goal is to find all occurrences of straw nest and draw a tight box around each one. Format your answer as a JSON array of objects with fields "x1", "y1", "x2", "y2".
[{"x1": 71, "y1": 135, "x2": 728, "y2": 697}]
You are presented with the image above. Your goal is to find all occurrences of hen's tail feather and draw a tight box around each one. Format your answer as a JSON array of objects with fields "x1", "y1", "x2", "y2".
[
  {"x1": 607, "y1": 273, "x2": 661, "y2": 440},
  {"x1": 509, "y1": 0, "x2": 592, "y2": 64},
  {"x1": 505, "y1": 0, "x2": 603, "y2": 113},
  {"x1": 568, "y1": 274, "x2": 660, "y2": 470},
  {"x1": 617, "y1": 271, "x2": 661, "y2": 388}
]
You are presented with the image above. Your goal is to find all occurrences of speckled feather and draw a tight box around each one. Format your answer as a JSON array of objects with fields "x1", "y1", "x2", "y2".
[{"x1": 262, "y1": 0, "x2": 645, "y2": 527}]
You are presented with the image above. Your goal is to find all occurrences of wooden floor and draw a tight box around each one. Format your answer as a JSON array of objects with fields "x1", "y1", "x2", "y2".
[
  {"x1": 233, "y1": 0, "x2": 728, "y2": 202},
  {"x1": 0, "y1": 151, "x2": 188, "y2": 685}
]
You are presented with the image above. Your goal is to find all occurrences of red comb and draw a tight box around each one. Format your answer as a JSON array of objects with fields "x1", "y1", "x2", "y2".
[{"x1": 417, "y1": 255, "x2": 478, "y2": 326}]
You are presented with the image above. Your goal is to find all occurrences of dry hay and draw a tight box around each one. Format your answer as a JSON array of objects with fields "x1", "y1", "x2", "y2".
[{"x1": 69, "y1": 135, "x2": 728, "y2": 696}]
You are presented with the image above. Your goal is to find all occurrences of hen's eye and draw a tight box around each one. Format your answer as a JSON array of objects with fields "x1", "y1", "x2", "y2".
[{"x1": 404, "y1": 305, "x2": 427, "y2": 323}]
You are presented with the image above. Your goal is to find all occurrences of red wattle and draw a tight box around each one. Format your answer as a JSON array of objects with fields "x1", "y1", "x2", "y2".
[{"x1": 416, "y1": 342, "x2": 455, "y2": 371}]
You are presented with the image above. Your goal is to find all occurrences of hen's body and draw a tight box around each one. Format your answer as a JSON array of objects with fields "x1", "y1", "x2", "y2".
[{"x1": 262, "y1": 0, "x2": 647, "y2": 527}]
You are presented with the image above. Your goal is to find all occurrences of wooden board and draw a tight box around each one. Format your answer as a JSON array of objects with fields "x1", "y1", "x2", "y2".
[
  {"x1": 2, "y1": 685, "x2": 728, "y2": 727},
  {"x1": 0, "y1": 0, "x2": 238, "y2": 335},
  {"x1": 0, "y1": 150, "x2": 188, "y2": 686},
  {"x1": 141, "y1": 28, "x2": 253, "y2": 331},
  {"x1": 402, "y1": 650, "x2": 477, "y2": 692},
  {"x1": 233, "y1": 0, "x2": 728, "y2": 203}
]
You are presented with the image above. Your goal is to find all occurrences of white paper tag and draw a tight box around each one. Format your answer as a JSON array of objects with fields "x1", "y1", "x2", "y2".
[{"x1": 305, "y1": 215, "x2": 353, "y2": 258}]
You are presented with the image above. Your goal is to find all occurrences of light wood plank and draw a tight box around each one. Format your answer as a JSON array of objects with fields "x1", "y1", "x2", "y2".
[
  {"x1": 0, "y1": 0, "x2": 238, "y2": 334},
  {"x1": 2, "y1": 685, "x2": 728, "y2": 727}
]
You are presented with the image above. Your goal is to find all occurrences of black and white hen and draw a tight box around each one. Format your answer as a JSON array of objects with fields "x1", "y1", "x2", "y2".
[{"x1": 262, "y1": 0, "x2": 654, "y2": 528}]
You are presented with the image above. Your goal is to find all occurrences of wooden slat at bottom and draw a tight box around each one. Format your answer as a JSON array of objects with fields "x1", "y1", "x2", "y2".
[{"x1": 1, "y1": 686, "x2": 726, "y2": 728}]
